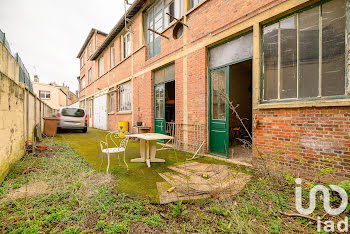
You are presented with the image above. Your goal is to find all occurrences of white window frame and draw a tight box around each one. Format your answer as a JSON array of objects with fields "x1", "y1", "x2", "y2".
[
  {"x1": 39, "y1": 90, "x2": 51, "y2": 99},
  {"x1": 88, "y1": 68, "x2": 92, "y2": 84},
  {"x1": 98, "y1": 57, "x2": 104, "y2": 77},
  {"x1": 122, "y1": 32, "x2": 131, "y2": 59},
  {"x1": 110, "y1": 45, "x2": 115, "y2": 67},
  {"x1": 81, "y1": 77, "x2": 86, "y2": 90},
  {"x1": 118, "y1": 81, "x2": 132, "y2": 112},
  {"x1": 88, "y1": 40, "x2": 92, "y2": 57},
  {"x1": 109, "y1": 89, "x2": 115, "y2": 112},
  {"x1": 80, "y1": 53, "x2": 85, "y2": 68}
]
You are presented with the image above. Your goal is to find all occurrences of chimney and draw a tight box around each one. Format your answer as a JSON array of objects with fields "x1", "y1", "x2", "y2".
[{"x1": 34, "y1": 75, "x2": 39, "y2": 83}]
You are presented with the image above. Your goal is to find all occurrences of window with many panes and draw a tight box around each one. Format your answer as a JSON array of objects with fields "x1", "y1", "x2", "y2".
[
  {"x1": 110, "y1": 44, "x2": 115, "y2": 67},
  {"x1": 146, "y1": 0, "x2": 183, "y2": 58},
  {"x1": 88, "y1": 68, "x2": 92, "y2": 84},
  {"x1": 118, "y1": 81, "x2": 131, "y2": 112},
  {"x1": 98, "y1": 57, "x2": 104, "y2": 77},
  {"x1": 122, "y1": 33, "x2": 131, "y2": 59},
  {"x1": 262, "y1": 0, "x2": 346, "y2": 101},
  {"x1": 39, "y1": 91, "x2": 50, "y2": 99},
  {"x1": 109, "y1": 88, "x2": 115, "y2": 112}
]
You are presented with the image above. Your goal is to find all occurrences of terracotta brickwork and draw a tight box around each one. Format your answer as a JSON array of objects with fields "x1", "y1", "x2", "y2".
[
  {"x1": 76, "y1": 0, "x2": 350, "y2": 178},
  {"x1": 254, "y1": 107, "x2": 350, "y2": 180}
]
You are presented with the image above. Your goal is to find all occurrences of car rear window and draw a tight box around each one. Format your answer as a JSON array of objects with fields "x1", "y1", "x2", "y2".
[{"x1": 61, "y1": 108, "x2": 85, "y2": 117}]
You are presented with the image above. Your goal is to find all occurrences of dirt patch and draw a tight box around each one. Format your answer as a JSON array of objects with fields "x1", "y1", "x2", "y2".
[
  {"x1": 7, "y1": 181, "x2": 48, "y2": 201},
  {"x1": 130, "y1": 221, "x2": 161, "y2": 234},
  {"x1": 157, "y1": 162, "x2": 251, "y2": 204},
  {"x1": 34, "y1": 145, "x2": 63, "y2": 157}
]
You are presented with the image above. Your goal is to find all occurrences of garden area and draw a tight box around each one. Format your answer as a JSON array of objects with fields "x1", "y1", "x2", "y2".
[{"x1": 0, "y1": 128, "x2": 347, "y2": 233}]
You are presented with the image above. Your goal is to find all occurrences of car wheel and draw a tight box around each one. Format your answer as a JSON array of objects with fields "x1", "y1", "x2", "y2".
[
  {"x1": 82, "y1": 127, "x2": 87, "y2": 133},
  {"x1": 57, "y1": 127, "x2": 61, "y2": 133}
]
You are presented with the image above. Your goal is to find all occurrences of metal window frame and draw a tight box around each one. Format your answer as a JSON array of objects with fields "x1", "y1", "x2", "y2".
[
  {"x1": 118, "y1": 81, "x2": 132, "y2": 112},
  {"x1": 260, "y1": 0, "x2": 348, "y2": 103}
]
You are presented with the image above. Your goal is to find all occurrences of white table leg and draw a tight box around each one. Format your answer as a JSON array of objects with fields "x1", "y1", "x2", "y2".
[
  {"x1": 149, "y1": 140, "x2": 165, "y2": 163},
  {"x1": 131, "y1": 139, "x2": 146, "y2": 162},
  {"x1": 146, "y1": 140, "x2": 151, "y2": 168}
]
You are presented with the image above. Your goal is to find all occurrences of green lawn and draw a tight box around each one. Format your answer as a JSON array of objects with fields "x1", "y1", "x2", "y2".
[
  {"x1": 54, "y1": 128, "x2": 249, "y2": 202},
  {"x1": 0, "y1": 139, "x2": 329, "y2": 233}
]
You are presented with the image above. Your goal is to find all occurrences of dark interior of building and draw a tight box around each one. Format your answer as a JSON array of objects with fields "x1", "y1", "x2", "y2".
[
  {"x1": 229, "y1": 59, "x2": 253, "y2": 161},
  {"x1": 165, "y1": 81, "x2": 175, "y2": 123}
]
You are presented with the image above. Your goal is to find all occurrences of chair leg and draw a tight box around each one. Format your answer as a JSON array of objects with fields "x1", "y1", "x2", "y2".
[
  {"x1": 117, "y1": 153, "x2": 121, "y2": 165},
  {"x1": 106, "y1": 153, "x2": 110, "y2": 173},
  {"x1": 123, "y1": 151, "x2": 128, "y2": 170}
]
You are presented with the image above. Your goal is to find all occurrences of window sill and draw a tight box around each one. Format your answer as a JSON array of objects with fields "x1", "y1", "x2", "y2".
[
  {"x1": 186, "y1": 0, "x2": 210, "y2": 16},
  {"x1": 108, "y1": 111, "x2": 115, "y2": 115},
  {"x1": 116, "y1": 111, "x2": 132, "y2": 115},
  {"x1": 255, "y1": 97, "x2": 350, "y2": 110},
  {"x1": 161, "y1": 16, "x2": 184, "y2": 34}
]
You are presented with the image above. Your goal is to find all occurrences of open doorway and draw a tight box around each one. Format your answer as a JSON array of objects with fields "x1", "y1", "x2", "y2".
[
  {"x1": 165, "y1": 81, "x2": 175, "y2": 123},
  {"x1": 228, "y1": 59, "x2": 252, "y2": 162}
]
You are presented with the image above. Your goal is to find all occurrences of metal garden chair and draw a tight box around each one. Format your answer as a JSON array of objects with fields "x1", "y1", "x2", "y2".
[{"x1": 100, "y1": 130, "x2": 129, "y2": 173}]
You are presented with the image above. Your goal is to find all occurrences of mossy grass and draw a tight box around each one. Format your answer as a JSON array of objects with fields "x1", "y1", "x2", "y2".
[{"x1": 53, "y1": 128, "x2": 250, "y2": 202}]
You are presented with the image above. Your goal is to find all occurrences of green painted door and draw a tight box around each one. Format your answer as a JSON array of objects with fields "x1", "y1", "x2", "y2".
[
  {"x1": 154, "y1": 83, "x2": 165, "y2": 135},
  {"x1": 209, "y1": 67, "x2": 229, "y2": 157}
]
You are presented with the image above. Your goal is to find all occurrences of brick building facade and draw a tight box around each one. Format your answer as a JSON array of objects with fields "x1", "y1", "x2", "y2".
[{"x1": 77, "y1": 0, "x2": 350, "y2": 181}]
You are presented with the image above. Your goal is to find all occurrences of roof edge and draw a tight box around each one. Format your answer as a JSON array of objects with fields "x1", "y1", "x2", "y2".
[
  {"x1": 91, "y1": 0, "x2": 146, "y2": 60},
  {"x1": 76, "y1": 28, "x2": 107, "y2": 58}
]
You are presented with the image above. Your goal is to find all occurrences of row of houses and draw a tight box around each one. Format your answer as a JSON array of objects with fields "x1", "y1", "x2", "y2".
[{"x1": 77, "y1": 0, "x2": 349, "y2": 180}]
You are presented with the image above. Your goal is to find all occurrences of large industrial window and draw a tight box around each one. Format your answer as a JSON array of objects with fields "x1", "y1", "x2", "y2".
[
  {"x1": 262, "y1": 0, "x2": 346, "y2": 101},
  {"x1": 146, "y1": 0, "x2": 183, "y2": 58},
  {"x1": 118, "y1": 81, "x2": 131, "y2": 112}
]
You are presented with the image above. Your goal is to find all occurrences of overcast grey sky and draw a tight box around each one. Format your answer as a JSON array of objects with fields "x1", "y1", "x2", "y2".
[{"x1": 0, "y1": 0, "x2": 131, "y2": 92}]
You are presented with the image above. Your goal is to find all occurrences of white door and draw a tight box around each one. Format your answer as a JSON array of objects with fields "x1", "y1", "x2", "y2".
[{"x1": 93, "y1": 94, "x2": 107, "y2": 130}]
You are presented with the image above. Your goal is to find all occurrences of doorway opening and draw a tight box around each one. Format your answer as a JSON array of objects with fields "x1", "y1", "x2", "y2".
[
  {"x1": 228, "y1": 59, "x2": 253, "y2": 162},
  {"x1": 165, "y1": 81, "x2": 175, "y2": 123}
]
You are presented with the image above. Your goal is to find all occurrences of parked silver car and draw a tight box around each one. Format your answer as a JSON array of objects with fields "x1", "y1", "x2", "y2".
[{"x1": 57, "y1": 107, "x2": 87, "y2": 133}]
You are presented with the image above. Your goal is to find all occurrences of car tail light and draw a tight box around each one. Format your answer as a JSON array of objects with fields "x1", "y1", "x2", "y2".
[
  {"x1": 85, "y1": 115, "x2": 88, "y2": 123},
  {"x1": 57, "y1": 113, "x2": 61, "y2": 117}
]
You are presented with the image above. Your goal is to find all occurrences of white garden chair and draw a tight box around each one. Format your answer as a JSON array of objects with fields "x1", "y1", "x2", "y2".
[{"x1": 100, "y1": 131, "x2": 129, "y2": 173}]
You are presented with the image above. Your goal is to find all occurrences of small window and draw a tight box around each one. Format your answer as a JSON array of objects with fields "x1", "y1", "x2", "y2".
[
  {"x1": 109, "y1": 89, "x2": 115, "y2": 112},
  {"x1": 190, "y1": 0, "x2": 203, "y2": 9},
  {"x1": 80, "y1": 53, "x2": 85, "y2": 68},
  {"x1": 118, "y1": 81, "x2": 132, "y2": 112},
  {"x1": 39, "y1": 91, "x2": 50, "y2": 99},
  {"x1": 99, "y1": 57, "x2": 104, "y2": 76},
  {"x1": 110, "y1": 45, "x2": 115, "y2": 67},
  {"x1": 262, "y1": 0, "x2": 346, "y2": 101},
  {"x1": 122, "y1": 33, "x2": 131, "y2": 59},
  {"x1": 88, "y1": 68, "x2": 92, "y2": 84},
  {"x1": 88, "y1": 40, "x2": 92, "y2": 57},
  {"x1": 81, "y1": 77, "x2": 86, "y2": 89}
]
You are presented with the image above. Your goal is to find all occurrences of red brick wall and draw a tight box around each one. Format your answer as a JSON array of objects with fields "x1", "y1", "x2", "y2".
[
  {"x1": 133, "y1": 72, "x2": 154, "y2": 131},
  {"x1": 253, "y1": 107, "x2": 350, "y2": 181}
]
